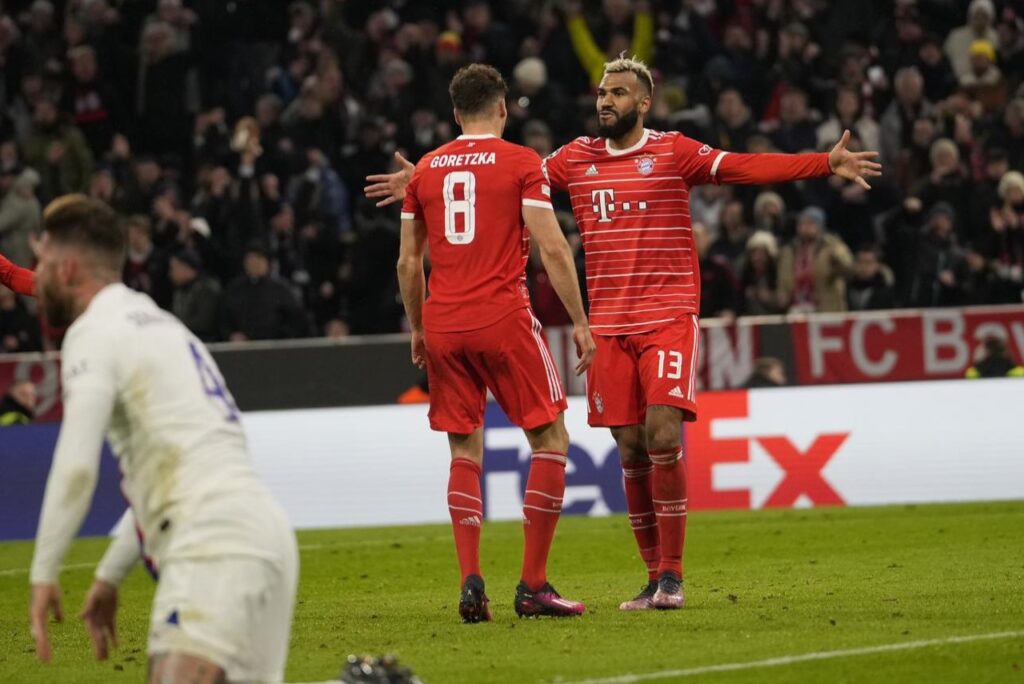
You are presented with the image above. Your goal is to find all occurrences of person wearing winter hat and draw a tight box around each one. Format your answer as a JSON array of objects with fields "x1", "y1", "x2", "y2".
[
  {"x1": 169, "y1": 248, "x2": 222, "y2": 342},
  {"x1": 776, "y1": 206, "x2": 854, "y2": 312}
]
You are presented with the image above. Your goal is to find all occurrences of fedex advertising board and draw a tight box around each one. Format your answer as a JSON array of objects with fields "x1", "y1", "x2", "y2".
[{"x1": 1, "y1": 379, "x2": 1021, "y2": 541}]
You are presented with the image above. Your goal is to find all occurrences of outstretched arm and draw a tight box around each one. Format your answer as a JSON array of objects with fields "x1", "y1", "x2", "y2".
[
  {"x1": 0, "y1": 252, "x2": 35, "y2": 296},
  {"x1": 714, "y1": 130, "x2": 882, "y2": 189}
]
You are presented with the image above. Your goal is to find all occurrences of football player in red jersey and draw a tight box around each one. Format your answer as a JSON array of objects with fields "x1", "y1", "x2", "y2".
[
  {"x1": 395, "y1": 64, "x2": 596, "y2": 622},
  {"x1": 0, "y1": 252, "x2": 36, "y2": 296},
  {"x1": 368, "y1": 57, "x2": 880, "y2": 612}
]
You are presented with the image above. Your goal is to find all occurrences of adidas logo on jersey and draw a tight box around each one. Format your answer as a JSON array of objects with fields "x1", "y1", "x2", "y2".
[
  {"x1": 668, "y1": 386, "x2": 686, "y2": 399},
  {"x1": 459, "y1": 515, "x2": 482, "y2": 527},
  {"x1": 585, "y1": 164, "x2": 599, "y2": 176}
]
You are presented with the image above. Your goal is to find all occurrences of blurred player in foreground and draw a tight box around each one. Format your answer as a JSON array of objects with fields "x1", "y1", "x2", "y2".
[
  {"x1": 395, "y1": 64, "x2": 595, "y2": 621},
  {"x1": 368, "y1": 56, "x2": 880, "y2": 612},
  {"x1": 28, "y1": 195, "x2": 298, "y2": 683}
]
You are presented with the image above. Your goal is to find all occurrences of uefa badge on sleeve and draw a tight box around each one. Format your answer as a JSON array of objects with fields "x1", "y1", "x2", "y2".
[{"x1": 636, "y1": 156, "x2": 655, "y2": 176}]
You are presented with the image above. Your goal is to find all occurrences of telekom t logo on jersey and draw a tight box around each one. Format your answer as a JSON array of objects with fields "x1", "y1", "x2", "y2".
[{"x1": 591, "y1": 189, "x2": 648, "y2": 223}]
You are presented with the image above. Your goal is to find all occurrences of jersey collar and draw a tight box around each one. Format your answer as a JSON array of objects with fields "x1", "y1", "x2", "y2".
[
  {"x1": 605, "y1": 128, "x2": 650, "y2": 156},
  {"x1": 458, "y1": 134, "x2": 498, "y2": 140}
]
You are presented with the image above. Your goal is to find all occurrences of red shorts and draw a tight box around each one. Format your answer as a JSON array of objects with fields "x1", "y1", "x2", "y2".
[
  {"x1": 586, "y1": 314, "x2": 700, "y2": 427},
  {"x1": 425, "y1": 307, "x2": 567, "y2": 433}
]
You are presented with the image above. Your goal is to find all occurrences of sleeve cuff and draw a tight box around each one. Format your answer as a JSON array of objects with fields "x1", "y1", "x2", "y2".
[
  {"x1": 710, "y1": 151, "x2": 729, "y2": 178},
  {"x1": 400, "y1": 212, "x2": 418, "y2": 220},
  {"x1": 522, "y1": 199, "x2": 554, "y2": 210}
]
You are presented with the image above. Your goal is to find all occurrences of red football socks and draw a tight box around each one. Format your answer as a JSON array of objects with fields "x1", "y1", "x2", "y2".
[
  {"x1": 623, "y1": 461, "x2": 660, "y2": 581},
  {"x1": 650, "y1": 447, "x2": 687, "y2": 579},
  {"x1": 521, "y1": 450, "x2": 567, "y2": 591},
  {"x1": 447, "y1": 458, "x2": 483, "y2": 584}
]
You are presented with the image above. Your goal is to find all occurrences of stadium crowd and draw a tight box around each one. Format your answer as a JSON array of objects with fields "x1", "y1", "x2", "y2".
[{"x1": 1, "y1": 0, "x2": 1024, "y2": 352}]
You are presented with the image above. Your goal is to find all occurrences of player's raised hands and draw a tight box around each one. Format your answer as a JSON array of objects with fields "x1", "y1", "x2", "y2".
[
  {"x1": 81, "y1": 579, "x2": 119, "y2": 661},
  {"x1": 828, "y1": 129, "x2": 882, "y2": 190},
  {"x1": 573, "y1": 323, "x2": 596, "y2": 376},
  {"x1": 29, "y1": 583, "x2": 64, "y2": 662},
  {"x1": 365, "y1": 151, "x2": 415, "y2": 207}
]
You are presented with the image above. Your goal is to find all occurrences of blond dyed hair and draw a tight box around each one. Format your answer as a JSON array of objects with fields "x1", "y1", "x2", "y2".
[{"x1": 603, "y1": 55, "x2": 654, "y2": 95}]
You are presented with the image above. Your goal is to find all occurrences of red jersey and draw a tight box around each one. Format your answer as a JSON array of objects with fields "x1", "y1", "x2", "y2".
[
  {"x1": 543, "y1": 129, "x2": 831, "y2": 335},
  {"x1": 402, "y1": 134, "x2": 552, "y2": 333}
]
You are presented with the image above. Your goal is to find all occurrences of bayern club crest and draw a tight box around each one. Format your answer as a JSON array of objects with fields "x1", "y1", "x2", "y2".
[
  {"x1": 635, "y1": 156, "x2": 655, "y2": 176},
  {"x1": 593, "y1": 392, "x2": 604, "y2": 413}
]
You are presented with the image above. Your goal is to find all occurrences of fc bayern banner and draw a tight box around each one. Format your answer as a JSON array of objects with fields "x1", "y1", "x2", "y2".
[{"x1": 789, "y1": 305, "x2": 1024, "y2": 385}]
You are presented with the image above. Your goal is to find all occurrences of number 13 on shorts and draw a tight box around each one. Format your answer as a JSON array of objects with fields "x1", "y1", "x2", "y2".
[{"x1": 656, "y1": 350, "x2": 684, "y2": 379}]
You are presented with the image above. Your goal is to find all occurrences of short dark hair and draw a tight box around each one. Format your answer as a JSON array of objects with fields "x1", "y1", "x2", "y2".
[
  {"x1": 449, "y1": 64, "x2": 507, "y2": 118},
  {"x1": 42, "y1": 194, "x2": 125, "y2": 272}
]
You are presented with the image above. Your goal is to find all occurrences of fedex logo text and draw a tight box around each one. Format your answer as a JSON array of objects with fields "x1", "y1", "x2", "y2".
[
  {"x1": 480, "y1": 393, "x2": 849, "y2": 519},
  {"x1": 688, "y1": 392, "x2": 848, "y2": 510}
]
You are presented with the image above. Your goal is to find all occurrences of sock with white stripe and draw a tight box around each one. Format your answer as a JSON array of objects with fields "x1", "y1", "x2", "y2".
[
  {"x1": 521, "y1": 450, "x2": 567, "y2": 591},
  {"x1": 650, "y1": 447, "x2": 687, "y2": 579},
  {"x1": 623, "y1": 461, "x2": 660, "y2": 582},
  {"x1": 448, "y1": 458, "x2": 483, "y2": 584}
]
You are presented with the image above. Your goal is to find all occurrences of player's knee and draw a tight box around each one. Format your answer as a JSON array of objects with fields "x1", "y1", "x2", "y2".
[
  {"x1": 525, "y1": 415, "x2": 569, "y2": 454},
  {"x1": 612, "y1": 427, "x2": 648, "y2": 466},
  {"x1": 645, "y1": 424, "x2": 681, "y2": 456}
]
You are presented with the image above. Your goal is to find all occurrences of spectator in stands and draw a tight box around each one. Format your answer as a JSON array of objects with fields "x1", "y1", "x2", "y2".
[
  {"x1": 222, "y1": 241, "x2": 308, "y2": 342},
  {"x1": 906, "y1": 202, "x2": 966, "y2": 308},
  {"x1": 63, "y1": 45, "x2": 122, "y2": 159},
  {"x1": 708, "y1": 88, "x2": 757, "y2": 153},
  {"x1": 965, "y1": 335, "x2": 1024, "y2": 378},
  {"x1": 709, "y1": 200, "x2": 750, "y2": 275},
  {"x1": 916, "y1": 34, "x2": 957, "y2": 103},
  {"x1": 0, "y1": 165, "x2": 41, "y2": 269},
  {"x1": 743, "y1": 357, "x2": 787, "y2": 389},
  {"x1": 123, "y1": 214, "x2": 171, "y2": 309},
  {"x1": 135, "y1": 20, "x2": 196, "y2": 156},
  {"x1": 0, "y1": 380, "x2": 36, "y2": 425},
  {"x1": 945, "y1": 0, "x2": 999, "y2": 81},
  {"x1": 985, "y1": 170, "x2": 1024, "y2": 297},
  {"x1": 740, "y1": 231, "x2": 782, "y2": 316},
  {"x1": 777, "y1": 207, "x2": 853, "y2": 313},
  {"x1": 881, "y1": 67, "x2": 934, "y2": 171},
  {"x1": 993, "y1": 98, "x2": 1024, "y2": 170},
  {"x1": 21, "y1": 99, "x2": 94, "y2": 203},
  {"x1": 770, "y1": 88, "x2": 818, "y2": 154},
  {"x1": 695, "y1": 222, "x2": 738, "y2": 319},
  {"x1": 847, "y1": 246, "x2": 896, "y2": 311},
  {"x1": 507, "y1": 58, "x2": 570, "y2": 144},
  {"x1": 565, "y1": 0, "x2": 653, "y2": 89},
  {"x1": 969, "y1": 148, "x2": 1011, "y2": 241},
  {"x1": 752, "y1": 191, "x2": 787, "y2": 236},
  {"x1": 460, "y1": 0, "x2": 518, "y2": 77},
  {"x1": 910, "y1": 138, "x2": 971, "y2": 235},
  {"x1": 169, "y1": 248, "x2": 221, "y2": 342},
  {"x1": 962, "y1": 243, "x2": 1016, "y2": 305},
  {"x1": 0, "y1": 285, "x2": 41, "y2": 353},
  {"x1": 816, "y1": 87, "x2": 880, "y2": 155},
  {"x1": 959, "y1": 40, "x2": 1007, "y2": 113}
]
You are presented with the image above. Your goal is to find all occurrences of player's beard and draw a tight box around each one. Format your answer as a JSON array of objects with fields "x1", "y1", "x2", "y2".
[
  {"x1": 38, "y1": 278, "x2": 75, "y2": 329},
  {"x1": 597, "y1": 106, "x2": 640, "y2": 140}
]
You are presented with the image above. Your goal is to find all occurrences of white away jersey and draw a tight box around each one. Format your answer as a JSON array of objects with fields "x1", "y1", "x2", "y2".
[{"x1": 57, "y1": 284, "x2": 274, "y2": 567}]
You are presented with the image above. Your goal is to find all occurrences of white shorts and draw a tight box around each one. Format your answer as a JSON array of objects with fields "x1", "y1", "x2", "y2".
[{"x1": 147, "y1": 509, "x2": 298, "y2": 682}]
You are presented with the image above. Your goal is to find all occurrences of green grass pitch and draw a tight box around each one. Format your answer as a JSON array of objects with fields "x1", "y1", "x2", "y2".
[{"x1": 1, "y1": 501, "x2": 1022, "y2": 683}]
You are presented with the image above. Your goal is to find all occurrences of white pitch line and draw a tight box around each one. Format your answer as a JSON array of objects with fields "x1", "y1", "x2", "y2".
[{"x1": 558, "y1": 631, "x2": 1024, "y2": 684}]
